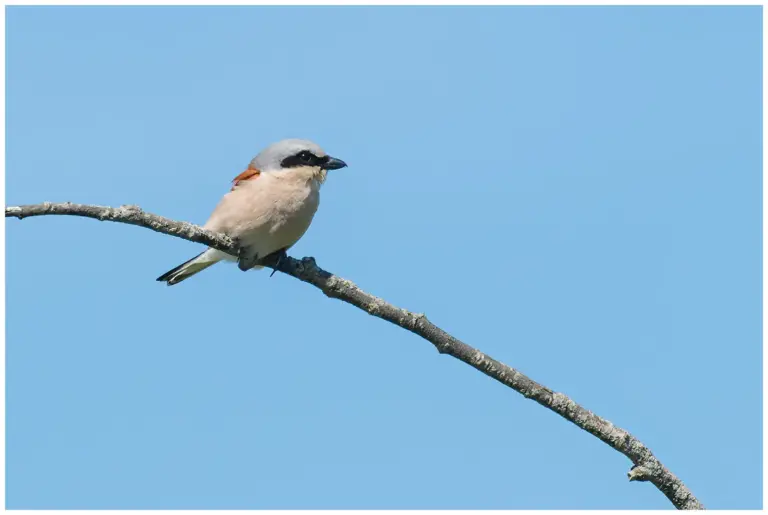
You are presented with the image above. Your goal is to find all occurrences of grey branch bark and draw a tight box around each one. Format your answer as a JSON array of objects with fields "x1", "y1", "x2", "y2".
[{"x1": 6, "y1": 202, "x2": 704, "y2": 510}]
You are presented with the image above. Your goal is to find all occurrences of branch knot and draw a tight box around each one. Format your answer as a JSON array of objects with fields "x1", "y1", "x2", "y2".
[{"x1": 628, "y1": 464, "x2": 654, "y2": 482}]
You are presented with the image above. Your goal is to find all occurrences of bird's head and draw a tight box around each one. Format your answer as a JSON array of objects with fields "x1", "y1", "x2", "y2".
[{"x1": 249, "y1": 139, "x2": 347, "y2": 179}]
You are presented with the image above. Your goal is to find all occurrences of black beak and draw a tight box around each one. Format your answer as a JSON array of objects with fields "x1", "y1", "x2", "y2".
[{"x1": 322, "y1": 156, "x2": 348, "y2": 170}]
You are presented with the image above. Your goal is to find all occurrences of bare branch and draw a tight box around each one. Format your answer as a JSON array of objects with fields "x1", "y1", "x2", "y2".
[{"x1": 6, "y1": 202, "x2": 705, "y2": 510}]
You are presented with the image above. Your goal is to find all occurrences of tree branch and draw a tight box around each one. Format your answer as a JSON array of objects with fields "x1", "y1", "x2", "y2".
[{"x1": 6, "y1": 202, "x2": 704, "y2": 510}]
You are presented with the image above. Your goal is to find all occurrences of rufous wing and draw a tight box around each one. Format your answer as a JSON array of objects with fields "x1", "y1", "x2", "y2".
[{"x1": 231, "y1": 165, "x2": 261, "y2": 190}]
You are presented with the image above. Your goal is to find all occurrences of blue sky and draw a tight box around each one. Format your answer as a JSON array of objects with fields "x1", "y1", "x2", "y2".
[{"x1": 6, "y1": 6, "x2": 761, "y2": 509}]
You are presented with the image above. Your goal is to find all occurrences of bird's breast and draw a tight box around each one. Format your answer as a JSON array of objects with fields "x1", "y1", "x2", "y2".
[{"x1": 205, "y1": 170, "x2": 321, "y2": 256}]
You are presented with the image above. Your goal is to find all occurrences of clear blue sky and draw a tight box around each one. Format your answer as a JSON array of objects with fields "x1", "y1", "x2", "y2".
[{"x1": 6, "y1": 6, "x2": 761, "y2": 510}]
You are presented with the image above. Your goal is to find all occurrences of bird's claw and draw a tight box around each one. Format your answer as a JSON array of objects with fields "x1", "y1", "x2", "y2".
[
  {"x1": 237, "y1": 245, "x2": 259, "y2": 272},
  {"x1": 269, "y1": 248, "x2": 288, "y2": 278}
]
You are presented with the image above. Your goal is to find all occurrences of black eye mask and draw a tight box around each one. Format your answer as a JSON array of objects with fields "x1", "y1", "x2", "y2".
[{"x1": 281, "y1": 151, "x2": 329, "y2": 169}]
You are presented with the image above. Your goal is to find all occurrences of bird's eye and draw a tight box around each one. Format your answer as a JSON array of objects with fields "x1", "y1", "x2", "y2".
[{"x1": 280, "y1": 151, "x2": 321, "y2": 169}]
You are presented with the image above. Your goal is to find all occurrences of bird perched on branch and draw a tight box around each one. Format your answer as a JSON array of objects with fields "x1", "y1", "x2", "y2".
[{"x1": 157, "y1": 138, "x2": 348, "y2": 285}]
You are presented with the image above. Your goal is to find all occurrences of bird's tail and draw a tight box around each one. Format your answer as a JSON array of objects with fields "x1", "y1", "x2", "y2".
[{"x1": 156, "y1": 249, "x2": 222, "y2": 286}]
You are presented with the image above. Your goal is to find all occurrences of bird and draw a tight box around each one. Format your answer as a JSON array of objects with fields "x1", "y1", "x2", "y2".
[{"x1": 156, "y1": 138, "x2": 348, "y2": 285}]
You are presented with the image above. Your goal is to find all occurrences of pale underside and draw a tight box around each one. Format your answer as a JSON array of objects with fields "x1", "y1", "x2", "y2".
[{"x1": 204, "y1": 166, "x2": 325, "y2": 266}]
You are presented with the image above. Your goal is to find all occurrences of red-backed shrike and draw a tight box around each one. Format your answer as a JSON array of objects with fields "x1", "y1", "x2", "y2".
[{"x1": 157, "y1": 139, "x2": 347, "y2": 285}]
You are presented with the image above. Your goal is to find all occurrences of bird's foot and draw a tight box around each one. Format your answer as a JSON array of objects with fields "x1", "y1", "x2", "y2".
[{"x1": 237, "y1": 244, "x2": 260, "y2": 272}]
